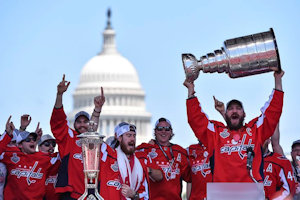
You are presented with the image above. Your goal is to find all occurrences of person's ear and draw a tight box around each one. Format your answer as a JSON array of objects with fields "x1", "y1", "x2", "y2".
[{"x1": 117, "y1": 135, "x2": 122, "y2": 143}]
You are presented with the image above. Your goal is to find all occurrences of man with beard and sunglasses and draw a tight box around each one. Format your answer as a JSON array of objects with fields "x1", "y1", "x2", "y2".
[
  {"x1": 38, "y1": 134, "x2": 61, "y2": 200},
  {"x1": 136, "y1": 118, "x2": 190, "y2": 200},
  {"x1": 0, "y1": 116, "x2": 60, "y2": 199},
  {"x1": 114, "y1": 122, "x2": 150, "y2": 200},
  {"x1": 50, "y1": 75, "x2": 121, "y2": 199},
  {"x1": 184, "y1": 71, "x2": 284, "y2": 183}
]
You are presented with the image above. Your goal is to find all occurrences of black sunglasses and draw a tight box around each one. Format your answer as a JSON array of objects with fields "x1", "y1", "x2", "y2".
[
  {"x1": 42, "y1": 141, "x2": 56, "y2": 147},
  {"x1": 156, "y1": 126, "x2": 172, "y2": 131},
  {"x1": 24, "y1": 137, "x2": 37, "y2": 142}
]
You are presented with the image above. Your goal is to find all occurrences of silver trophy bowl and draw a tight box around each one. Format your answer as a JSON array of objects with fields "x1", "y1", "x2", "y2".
[{"x1": 182, "y1": 28, "x2": 281, "y2": 80}]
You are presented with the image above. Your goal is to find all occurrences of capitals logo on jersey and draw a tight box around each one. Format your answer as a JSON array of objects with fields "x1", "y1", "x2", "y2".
[
  {"x1": 10, "y1": 161, "x2": 44, "y2": 185},
  {"x1": 111, "y1": 161, "x2": 119, "y2": 172},
  {"x1": 191, "y1": 157, "x2": 211, "y2": 178},
  {"x1": 158, "y1": 160, "x2": 180, "y2": 181},
  {"x1": 220, "y1": 134, "x2": 255, "y2": 159}
]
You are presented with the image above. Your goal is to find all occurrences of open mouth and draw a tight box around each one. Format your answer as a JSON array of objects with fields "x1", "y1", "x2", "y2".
[
  {"x1": 128, "y1": 142, "x2": 135, "y2": 146},
  {"x1": 29, "y1": 144, "x2": 35, "y2": 149},
  {"x1": 231, "y1": 114, "x2": 239, "y2": 119},
  {"x1": 48, "y1": 149, "x2": 54, "y2": 153}
]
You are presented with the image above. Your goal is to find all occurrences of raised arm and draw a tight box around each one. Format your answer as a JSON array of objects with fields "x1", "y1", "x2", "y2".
[
  {"x1": 0, "y1": 116, "x2": 15, "y2": 153},
  {"x1": 271, "y1": 123, "x2": 284, "y2": 155},
  {"x1": 259, "y1": 71, "x2": 284, "y2": 142},
  {"x1": 35, "y1": 122, "x2": 43, "y2": 142},
  {"x1": 5, "y1": 116, "x2": 14, "y2": 138},
  {"x1": 55, "y1": 74, "x2": 70, "y2": 109},
  {"x1": 183, "y1": 78, "x2": 212, "y2": 148},
  {"x1": 213, "y1": 96, "x2": 225, "y2": 119},
  {"x1": 20, "y1": 114, "x2": 31, "y2": 131},
  {"x1": 274, "y1": 70, "x2": 284, "y2": 91},
  {"x1": 183, "y1": 79, "x2": 196, "y2": 99},
  {"x1": 90, "y1": 87, "x2": 105, "y2": 131}
]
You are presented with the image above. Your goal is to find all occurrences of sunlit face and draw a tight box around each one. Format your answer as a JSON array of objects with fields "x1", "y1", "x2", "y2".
[
  {"x1": 118, "y1": 131, "x2": 136, "y2": 155},
  {"x1": 39, "y1": 139, "x2": 56, "y2": 154},
  {"x1": 154, "y1": 121, "x2": 173, "y2": 146},
  {"x1": 74, "y1": 116, "x2": 89, "y2": 134},
  {"x1": 18, "y1": 135, "x2": 37, "y2": 154},
  {"x1": 225, "y1": 104, "x2": 245, "y2": 130},
  {"x1": 291, "y1": 144, "x2": 300, "y2": 164}
]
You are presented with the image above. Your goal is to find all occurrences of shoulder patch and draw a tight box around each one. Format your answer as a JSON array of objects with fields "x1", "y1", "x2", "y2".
[
  {"x1": 11, "y1": 153, "x2": 20, "y2": 164},
  {"x1": 220, "y1": 129, "x2": 230, "y2": 139},
  {"x1": 110, "y1": 161, "x2": 119, "y2": 172}
]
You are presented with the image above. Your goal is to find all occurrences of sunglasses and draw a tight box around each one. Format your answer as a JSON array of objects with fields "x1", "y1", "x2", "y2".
[
  {"x1": 42, "y1": 141, "x2": 56, "y2": 147},
  {"x1": 24, "y1": 137, "x2": 37, "y2": 142},
  {"x1": 156, "y1": 126, "x2": 172, "y2": 131}
]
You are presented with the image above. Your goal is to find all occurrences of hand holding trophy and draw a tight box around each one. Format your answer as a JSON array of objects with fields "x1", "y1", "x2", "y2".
[{"x1": 182, "y1": 28, "x2": 282, "y2": 81}]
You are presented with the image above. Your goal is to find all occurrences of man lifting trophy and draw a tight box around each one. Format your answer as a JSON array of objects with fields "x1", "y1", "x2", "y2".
[{"x1": 182, "y1": 28, "x2": 282, "y2": 80}]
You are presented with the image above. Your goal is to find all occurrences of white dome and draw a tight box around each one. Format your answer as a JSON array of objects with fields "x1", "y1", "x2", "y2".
[
  {"x1": 79, "y1": 53, "x2": 141, "y2": 88},
  {"x1": 69, "y1": 11, "x2": 152, "y2": 145}
]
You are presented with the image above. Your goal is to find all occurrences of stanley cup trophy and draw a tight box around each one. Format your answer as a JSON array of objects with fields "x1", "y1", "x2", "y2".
[
  {"x1": 182, "y1": 28, "x2": 282, "y2": 81},
  {"x1": 77, "y1": 121, "x2": 105, "y2": 200}
]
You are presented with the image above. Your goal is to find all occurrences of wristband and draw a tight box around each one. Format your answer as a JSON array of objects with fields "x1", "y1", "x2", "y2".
[
  {"x1": 20, "y1": 126, "x2": 26, "y2": 131},
  {"x1": 94, "y1": 109, "x2": 101, "y2": 113}
]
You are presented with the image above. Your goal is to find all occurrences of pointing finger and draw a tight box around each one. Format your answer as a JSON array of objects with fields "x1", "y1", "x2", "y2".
[
  {"x1": 101, "y1": 87, "x2": 104, "y2": 96},
  {"x1": 7, "y1": 115, "x2": 12, "y2": 124}
]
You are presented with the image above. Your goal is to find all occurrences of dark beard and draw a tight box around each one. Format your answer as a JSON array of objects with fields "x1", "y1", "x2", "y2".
[
  {"x1": 225, "y1": 115, "x2": 244, "y2": 130},
  {"x1": 120, "y1": 141, "x2": 135, "y2": 155}
]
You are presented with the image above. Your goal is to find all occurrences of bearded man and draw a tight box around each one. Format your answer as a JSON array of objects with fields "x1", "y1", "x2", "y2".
[
  {"x1": 184, "y1": 71, "x2": 284, "y2": 182},
  {"x1": 114, "y1": 122, "x2": 149, "y2": 200},
  {"x1": 50, "y1": 75, "x2": 120, "y2": 199}
]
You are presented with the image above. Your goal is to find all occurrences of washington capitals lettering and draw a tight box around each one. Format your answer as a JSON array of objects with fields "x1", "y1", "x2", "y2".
[
  {"x1": 10, "y1": 161, "x2": 43, "y2": 185},
  {"x1": 220, "y1": 134, "x2": 255, "y2": 159}
]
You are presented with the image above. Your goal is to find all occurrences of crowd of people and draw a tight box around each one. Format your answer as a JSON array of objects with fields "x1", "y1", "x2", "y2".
[{"x1": 0, "y1": 71, "x2": 299, "y2": 200}]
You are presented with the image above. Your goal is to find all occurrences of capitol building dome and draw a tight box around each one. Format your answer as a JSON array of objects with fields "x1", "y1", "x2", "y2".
[{"x1": 68, "y1": 10, "x2": 152, "y2": 144}]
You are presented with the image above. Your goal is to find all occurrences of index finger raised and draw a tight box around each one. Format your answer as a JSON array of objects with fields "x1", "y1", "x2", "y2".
[{"x1": 6, "y1": 115, "x2": 12, "y2": 124}]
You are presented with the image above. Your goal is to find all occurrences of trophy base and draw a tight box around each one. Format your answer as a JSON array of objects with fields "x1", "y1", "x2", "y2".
[
  {"x1": 87, "y1": 194, "x2": 97, "y2": 200},
  {"x1": 78, "y1": 188, "x2": 104, "y2": 200}
]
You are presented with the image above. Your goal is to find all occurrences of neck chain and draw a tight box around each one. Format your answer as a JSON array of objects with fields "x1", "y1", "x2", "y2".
[{"x1": 155, "y1": 140, "x2": 174, "y2": 162}]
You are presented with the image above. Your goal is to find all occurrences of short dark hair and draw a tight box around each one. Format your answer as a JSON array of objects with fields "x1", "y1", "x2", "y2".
[{"x1": 292, "y1": 140, "x2": 300, "y2": 150}]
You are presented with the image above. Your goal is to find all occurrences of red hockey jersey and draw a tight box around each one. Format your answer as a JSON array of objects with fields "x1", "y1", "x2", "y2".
[
  {"x1": 0, "y1": 133, "x2": 60, "y2": 200},
  {"x1": 136, "y1": 142, "x2": 190, "y2": 200},
  {"x1": 44, "y1": 152, "x2": 60, "y2": 200},
  {"x1": 187, "y1": 143, "x2": 212, "y2": 200},
  {"x1": 263, "y1": 152, "x2": 296, "y2": 199},
  {"x1": 187, "y1": 89, "x2": 283, "y2": 182},
  {"x1": 50, "y1": 107, "x2": 121, "y2": 199}
]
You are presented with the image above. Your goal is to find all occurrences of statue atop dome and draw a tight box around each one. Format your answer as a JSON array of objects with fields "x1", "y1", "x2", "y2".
[{"x1": 106, "y1": 8, "x2": 112, "y2": 30}]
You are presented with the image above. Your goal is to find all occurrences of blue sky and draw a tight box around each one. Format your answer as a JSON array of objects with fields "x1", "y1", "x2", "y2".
[{"x1": 1, "y1": 0, "x2": 299, "y2": 153}]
